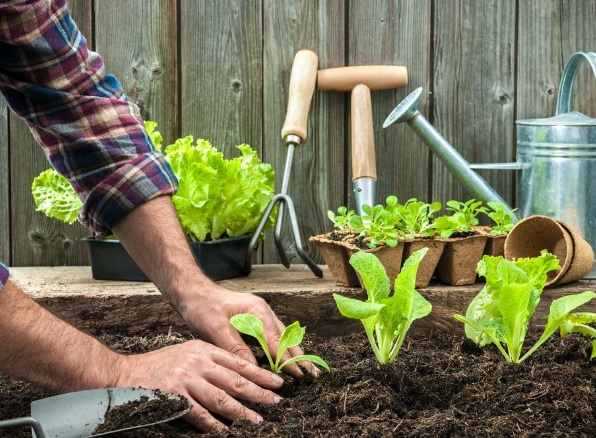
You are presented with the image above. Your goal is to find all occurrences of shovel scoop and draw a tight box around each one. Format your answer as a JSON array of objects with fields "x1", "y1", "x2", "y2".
[{"x1": 0, "y1": 387, "x2": 191, "y2": 438}]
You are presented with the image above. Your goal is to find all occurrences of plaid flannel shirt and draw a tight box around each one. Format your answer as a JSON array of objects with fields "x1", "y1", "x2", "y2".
[{"x1": 0, "y1": 0, "x2": 179, "y2": 292}]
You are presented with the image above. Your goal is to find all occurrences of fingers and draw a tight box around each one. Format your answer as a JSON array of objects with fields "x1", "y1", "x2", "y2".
[
  {"x1": 180, "y1": 347, "x2": 283, "y2": 433},
  {"x1": 211, "y1": 346, "x2": 285, "y2": 390}
]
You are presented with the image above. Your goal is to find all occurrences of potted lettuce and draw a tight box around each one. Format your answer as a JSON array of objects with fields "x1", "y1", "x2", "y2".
[{"x1": 31, "y1": 122, "x2": 276, "y2": 281}]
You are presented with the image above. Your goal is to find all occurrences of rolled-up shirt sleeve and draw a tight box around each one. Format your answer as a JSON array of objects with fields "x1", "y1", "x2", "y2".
[
  {"x1": 0, "y1": 262, "x2": 8, "y2": 293},
  {"x1": 0, "y1": 0, "x2": 178, "y2": 235}
]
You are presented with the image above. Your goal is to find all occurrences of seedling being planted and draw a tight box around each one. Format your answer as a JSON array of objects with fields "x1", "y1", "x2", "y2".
[
  {"x1": 454, "y1": 251, "x2": 596, "y2": 363},
  {"x1": 229, "y1": 314, "x2": 330, "y2": 374},
  {"x1": 333, "y1": 248, "x2": 432, "y2": 365}
]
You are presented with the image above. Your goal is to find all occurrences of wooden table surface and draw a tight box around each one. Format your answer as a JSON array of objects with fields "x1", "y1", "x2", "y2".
[{"x1": 10, "y1": 265, "x2": 596, "y2": 337}]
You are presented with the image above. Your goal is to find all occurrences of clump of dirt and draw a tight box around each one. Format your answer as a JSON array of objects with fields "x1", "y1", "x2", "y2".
[
  {"x1": 92, "y1": 389, "x2": 190, "y2": 435},
  {"x1": 0, "y1": 329, "x2": 594, "y2": 437}
]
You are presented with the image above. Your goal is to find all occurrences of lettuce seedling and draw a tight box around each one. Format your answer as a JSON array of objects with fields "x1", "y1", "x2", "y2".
[
  {"x1": 454, "y1": 251, "x2": 596, "y2": 363},
  {"x1": 229, "y1": 313, "x2": 330, "y2": 373},
  {"x1": 434, "y1": 199, "x2": 488, "y2": 238},
  {"x1": 327, "y1": 206, "x2": 357, "y2": 231},
  {"x1": 485, "y1": 201, "x2": 517, "y2": 235},
  {"x1": 348, "y1": 202, "x2": 402, "y2": 248},
  {"x1": 333, "y1": 248, "x2": 432, "y2": 365},
  {"x1": 393, "y1": 198, "x2": 442, "y2": 239},
  {"x1": 559, "y1": 313, "x2": 596, "y2": 360}
]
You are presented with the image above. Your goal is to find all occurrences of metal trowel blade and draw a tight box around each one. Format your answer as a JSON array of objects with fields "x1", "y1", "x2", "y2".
[{"x1": 30, "y1": 387, "x2": 191, "y2": 438}]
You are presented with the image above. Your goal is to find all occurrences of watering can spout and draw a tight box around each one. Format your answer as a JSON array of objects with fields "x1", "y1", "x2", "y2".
[{"x1": 383, "y1": 87, "x2": 519, "y2": 218}]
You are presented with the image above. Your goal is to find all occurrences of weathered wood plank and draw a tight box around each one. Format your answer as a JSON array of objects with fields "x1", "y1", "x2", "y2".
[
  {"x1": 9, "y1": 2, "x2": 93, "y2": 267},
  {"x1": 179, "y1": 0, "x2": 265, "y2": 263},
  {"x1": 432, "y1": 0, "x2": 516, "y2": 208},
  {"x1": 261, "y1": 0, "x2": 346, "y2": 265},
  {"x1": 518, "y1": 0, "x2": 596, "y2": 123},
  {"x1": 179, "y1": 0, "x2": 262, "y2": 152},
  {"x1": 560, "y1": 0, "x2": 596, "y2": 117},
  {"x1": 11, "y1": 265, "x2": 596, "y2": 339},
  {"x1": 94, "y1": 0, "x2": 178, "y2": 144},
  {"x1": 517, "y1": 1, "x2": 563, "y2": 123},
  {"x1": 348, "y1": 0, "x2": 432, "y2": 204},
  {"x1": 0, "y1": 100, "x2": 8, "y2": 263}
]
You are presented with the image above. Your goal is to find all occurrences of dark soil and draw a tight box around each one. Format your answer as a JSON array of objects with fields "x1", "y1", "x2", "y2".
[
  {"x1": 92, "y1": 389, "x2": 190, "y2": 435},
  {"x1": 0, "y1": 329, "x2": 594, "y2": 437}
]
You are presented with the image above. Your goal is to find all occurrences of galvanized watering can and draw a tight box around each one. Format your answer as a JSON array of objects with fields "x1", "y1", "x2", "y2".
[{"x1": 383, "y1": 51, "x2": 596, "y2": 278}]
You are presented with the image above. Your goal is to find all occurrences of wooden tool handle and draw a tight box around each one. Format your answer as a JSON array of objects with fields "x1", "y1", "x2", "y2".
[
  {"x1": 318, "y1": 65, "x2": 407, "y2": 91},
  {"x1": 351, "y1": 84, "x2": 377, "y2": 181},
  {"x1": 281, "y1": 50, "x2": 319, "y2": 142}
]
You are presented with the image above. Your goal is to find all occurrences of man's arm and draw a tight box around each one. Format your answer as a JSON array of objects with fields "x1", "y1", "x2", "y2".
[
  {"x1": 112, "y1": 195, "x2": 315, "y2": 376},
  {"x1": 0, "y1": 278, "x2": 284, "y2": 432},
  {"x1": 0, "y1": 0, "x2": 316, "y2": 376}
]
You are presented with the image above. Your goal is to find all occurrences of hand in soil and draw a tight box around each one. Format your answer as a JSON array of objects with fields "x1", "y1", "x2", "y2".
[
  {"x1": 177, "y1": 284, "x2": 320, "y2": 378},
  {"x1": 114, "y1": 338, "x2": 284, "y2": 432}
]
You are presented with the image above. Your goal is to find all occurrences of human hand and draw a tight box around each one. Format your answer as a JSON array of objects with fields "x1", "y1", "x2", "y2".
[
  {"x1": 115, "y1": 339, "x2": 284, "y2": 433},
  {"x1": 178, "y1": 283, "x2": 320, "y2": 378}
]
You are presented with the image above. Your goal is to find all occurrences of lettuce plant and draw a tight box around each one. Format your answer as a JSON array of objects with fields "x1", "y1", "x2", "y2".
[
  {"x1": 229, "y1": 313, "x2": 330, "y2": 373},
  {"x1": 333, "y1": 248, "x2": 431, "y2": 364},
  {"x1": 454, "y1": 251, "x2": 596, "y2": 363},
  {"x1": 559, "y1": 313, "x2": 596, "y2": 359},
  {"x1": 165, "y1": 135, "x2": 276, "y2": 241},
  {"x1": 31, "y1": 121, "x2": 276, "y2": 242}
]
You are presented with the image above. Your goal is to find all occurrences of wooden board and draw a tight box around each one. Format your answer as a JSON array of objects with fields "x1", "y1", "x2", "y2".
[
  {"x1": 0, "y1": 99, "x2": 8, "y2": 262},
  {"x1": 10, "y1": 265, "x2": 596, "y2": 339},
  {"x1": 433, "y1": 0, "x2": 516, "y2": 207}
]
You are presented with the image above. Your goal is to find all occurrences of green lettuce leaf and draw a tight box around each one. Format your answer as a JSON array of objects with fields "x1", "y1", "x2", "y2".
[
  {"x1": 165, "y1": 137, "x2": 276, "y2": 241},
  {"x1": 31, "y1": 169, "x2": 82, "y2": 224}
]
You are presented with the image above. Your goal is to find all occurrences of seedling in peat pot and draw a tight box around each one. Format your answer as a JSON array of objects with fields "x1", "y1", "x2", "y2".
[
  {"x1": 454, "y1": 251, "x2": 596, "y2": 363},
  {"x1": 328, "y1": 206, "x2": 357, "y2": 232},
  {"x1": 484, "y1": 201, "x2": 518, "y2": 235},
  {"x1": 393, "y1": 198, "x2": 442, "y2": 239},
  {"x1": 333, "y1": 248, "x2": 432, "y2": 365},
  {"x1": 348, "y1": 202, "x2": 402, "y2": 249},
  {"x1": 229, "y1": 314, "x2": 330, "y2": 373}
]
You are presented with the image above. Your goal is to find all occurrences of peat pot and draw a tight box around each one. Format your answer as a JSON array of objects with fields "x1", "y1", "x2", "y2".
[{"x1": 83, "y1": 235, "x2": 252, "y2": 282}]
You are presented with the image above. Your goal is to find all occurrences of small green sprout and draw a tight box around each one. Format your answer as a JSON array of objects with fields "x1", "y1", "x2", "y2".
[{"x1": 229, "y1": 314, "x2": 330, "y2": 374}]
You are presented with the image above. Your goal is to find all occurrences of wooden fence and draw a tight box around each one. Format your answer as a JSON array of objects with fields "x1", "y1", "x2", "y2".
[{"x1": 2, "y1": 0, "x2": 596, "y2": 268}]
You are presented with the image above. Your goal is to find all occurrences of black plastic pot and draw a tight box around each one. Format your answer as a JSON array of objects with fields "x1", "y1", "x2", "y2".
[{"x1": 83, "y1": 235, "x2": 253, "y2": 282}]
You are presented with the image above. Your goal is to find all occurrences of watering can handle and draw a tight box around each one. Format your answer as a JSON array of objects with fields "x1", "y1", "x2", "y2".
[{"x1": 556, "y1": 51, "x2": 596, "y2": 115}]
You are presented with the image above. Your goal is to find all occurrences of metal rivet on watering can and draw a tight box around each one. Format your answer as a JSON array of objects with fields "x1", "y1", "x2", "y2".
[{"x1": 382, "y1": 87, "x2": 517, "y2": 215}]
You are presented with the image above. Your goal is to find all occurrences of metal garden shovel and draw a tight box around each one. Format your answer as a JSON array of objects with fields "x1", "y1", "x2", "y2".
[{"x1": 0, "y1": 387, "x2": 191, "y2": 438}]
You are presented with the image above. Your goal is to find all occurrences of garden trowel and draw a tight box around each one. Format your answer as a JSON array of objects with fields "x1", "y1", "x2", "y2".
[{"x1": 0, "y1": 387, "x2": 191, "y2": 438}]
